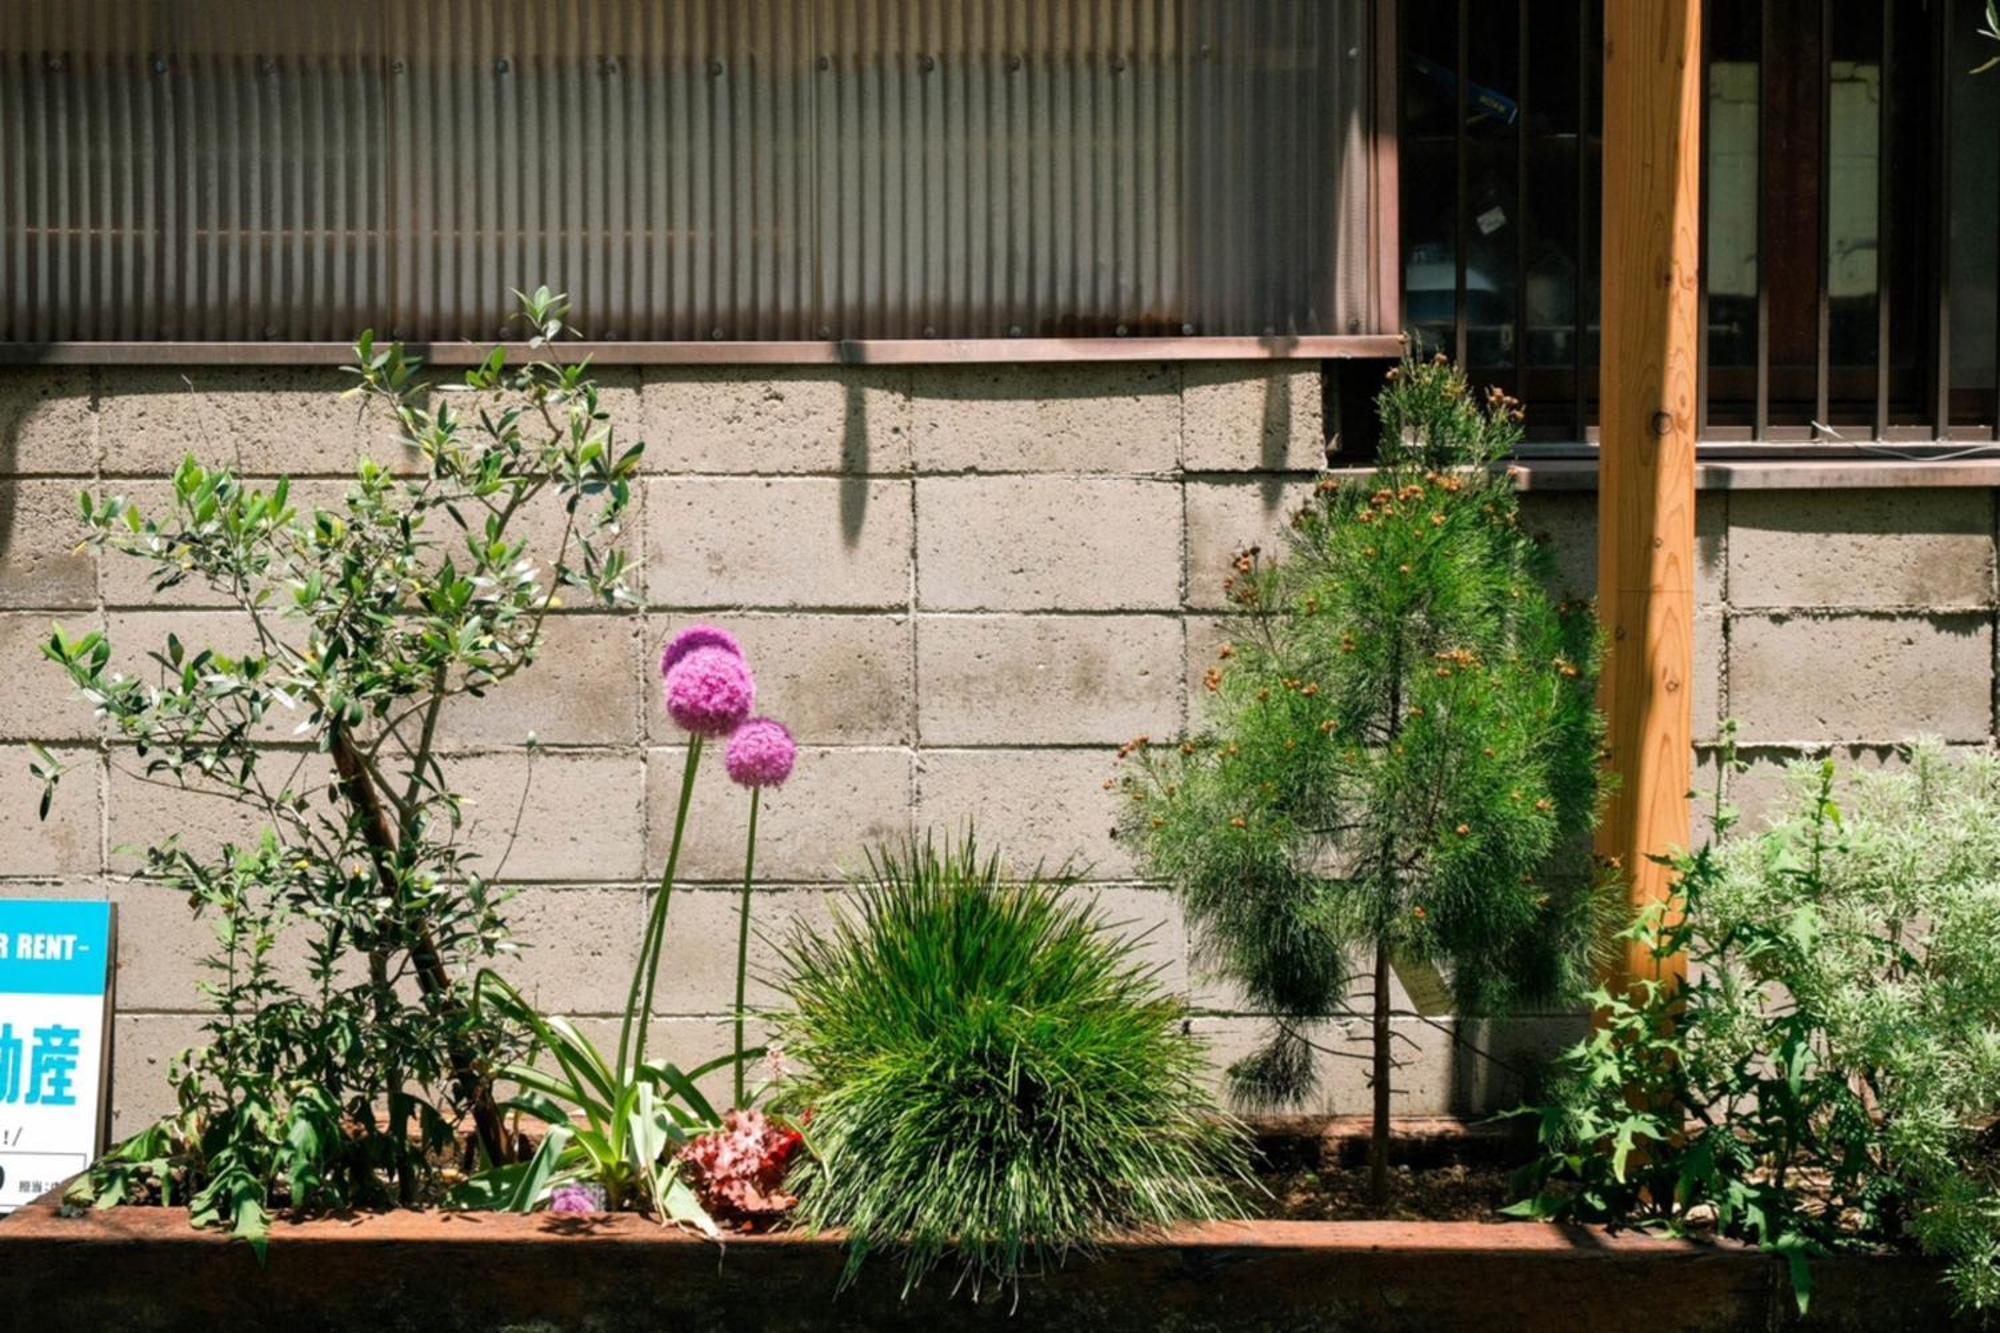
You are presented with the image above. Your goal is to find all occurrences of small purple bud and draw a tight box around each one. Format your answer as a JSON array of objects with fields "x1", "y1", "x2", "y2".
[{"x1": 661, "y1": 623, "x2": 745, "y2": 677}]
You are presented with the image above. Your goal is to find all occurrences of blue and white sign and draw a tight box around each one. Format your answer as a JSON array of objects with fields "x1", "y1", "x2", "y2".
[{"x1": 0, "y1": 900, "x2": 114, "y2": 1213}]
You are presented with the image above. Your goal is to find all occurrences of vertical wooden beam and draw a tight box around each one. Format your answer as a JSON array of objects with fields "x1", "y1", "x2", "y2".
[{"x1": 1596, "y1": 0, "x2": 1701, "y2": 992}]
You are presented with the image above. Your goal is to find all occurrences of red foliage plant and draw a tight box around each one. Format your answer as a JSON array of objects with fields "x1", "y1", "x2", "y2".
[{"x1": 677, "y1": 1110, "x2": 805, "y2": 1231}]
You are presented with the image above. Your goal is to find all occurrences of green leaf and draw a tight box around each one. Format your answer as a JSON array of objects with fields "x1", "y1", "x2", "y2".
[{"x1": 503, "y1": 1122, "x2": 574, "y2": 1213}]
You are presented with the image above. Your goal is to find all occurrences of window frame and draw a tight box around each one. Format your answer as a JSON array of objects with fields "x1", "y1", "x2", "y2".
[{"x1": 0, "y1": 0, "x2": 1406, "y2": 367}]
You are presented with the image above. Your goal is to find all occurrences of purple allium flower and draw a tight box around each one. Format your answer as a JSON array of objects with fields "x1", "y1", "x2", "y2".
[
  {"x1": 548, "y1": 1183, "x2": 604, "y2": 1215},
  {"x1": 660, "y1": 623, "x2": 745, "y2": 677},
  {"x1": 725, "y1": 718, "x2": 797, "y2": 789},
  {"x1": 664, "y1": 646, "x2": 757, "y2": 736}
]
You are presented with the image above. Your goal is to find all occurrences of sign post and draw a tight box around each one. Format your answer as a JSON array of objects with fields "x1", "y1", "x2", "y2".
[{"x1": 0, "y1": 900, "x2": 115, "y2": 1212}]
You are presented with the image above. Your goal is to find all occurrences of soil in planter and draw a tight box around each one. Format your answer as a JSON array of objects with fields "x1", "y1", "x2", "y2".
[
  {"x1": 1247, "y1": 1116, "x2": 1529, "y2": 1222},
  {"x1": 1257, "y1": 1161, "x2": 1517, "y2": 1222}
]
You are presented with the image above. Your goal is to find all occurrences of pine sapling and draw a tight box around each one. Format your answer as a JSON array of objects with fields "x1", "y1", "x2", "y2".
[{"x1": 1121, "y1": 354, "x2": 1607, "y2": 1208}]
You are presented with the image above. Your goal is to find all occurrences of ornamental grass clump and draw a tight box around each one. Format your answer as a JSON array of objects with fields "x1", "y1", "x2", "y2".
[
  {"x1": 1119, "y1": 353, "x2": 1606, "y2": 1208},
  {"x1": 773, "y1": 834, "x2": 1252, "y2": 1298}
]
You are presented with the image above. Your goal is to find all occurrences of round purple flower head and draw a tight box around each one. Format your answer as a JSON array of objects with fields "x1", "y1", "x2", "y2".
[
  {"x1": 665, "y1": 646, "x2": 756, "y2": 736},
  {"x1": 726, "y1": 718, "x2": 797, "y2": 789},
  {"x1": 660, "y1": 623, "x2": 745, "y2": 677}
]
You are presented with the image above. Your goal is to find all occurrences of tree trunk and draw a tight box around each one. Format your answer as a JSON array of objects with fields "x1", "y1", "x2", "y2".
[
  {"x1": 1369, "y1": 933, "x2": 1392, "y2": 1209},
  {"x1": 330, "y1": 731, "x2": 512, "y2": 1167}
]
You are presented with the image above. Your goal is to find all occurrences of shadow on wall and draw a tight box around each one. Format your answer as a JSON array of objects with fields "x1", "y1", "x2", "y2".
[
  {"x1": 841, "y1": 377, "x2": 867, "y2": 549},
  {"x1": 0, "y1": 356, "x2": 71, "y2": 575},
  {"x1": 1262, "y1": 365, "x2": 1294, "y2": 514}
]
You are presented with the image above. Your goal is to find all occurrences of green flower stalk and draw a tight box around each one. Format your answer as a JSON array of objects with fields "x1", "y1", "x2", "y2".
[{"x1": 724, "y1": 718, "x2": 798, "y2": 1107}]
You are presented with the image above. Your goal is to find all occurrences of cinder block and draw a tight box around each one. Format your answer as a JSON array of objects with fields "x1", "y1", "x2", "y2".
[
  {"x1": 438, "y1": 614, "x2": 642, "y2": 749},
  {"x1": 111, "y1": 1013, "x2": 205, "y2": 1138},
  {"x1": 479, "y1": 473, "x2": 646, "y2": 612},
  {"x1": 1693, "y1": 609, "x2": 1724, "y2": 744},
  {"x1": 1692, "y1": 741, "x2": 1961, "y2": 844},
  {"x1": 101, "y1": 610, "x2": 309, "y2": 745},
  {"x1": 0, "y1": 368, "x2": 97, "y2": 474},
  {"x1": 1518, "y1": 490, "x2": 1727, "y2": 607},
  {"x1": 97, "y1": 367, "x2": 414, "y2": 477},
  {"x1": 1078, "y1": 884, "x2": 1187, "y2": 994},
  {"x1": 0, "y1": 611, "x2": 101, "y2": 740},
  {"x1": 1187, "y1": 1014, "x2": 1585, "y2": 1116},
  {"x1": 0, "y1": 745, "x2": 101, "y2": 875},
  {"x1": 644, "y1": 886, "x2": 840, "y2": 1016},
  {"x1": 452, "y1": 751, "x2": 647, "y2": 883},
  {"x1": 1183, "y1": 479, "x2": 1318, "y2": 611},
  {"x1": 106, "y1": 747, "x2": 334, "y2": 873},
  {"x1": 1728, "y1": 612, "x2": 1992, "y2": 743},
  {"x1": 495, "y1": 886, "x2": 649, "y2": 1017},
  {"x1": 1728, "y1": 488, "x2": 1995, "y2": 609},
  {"x1": 645, "y1": 745, "x2": 910, "y2": 883},
  {"x1": 1181, "y1": 364, "x2": 1327, "y2": 472},
  {"x1": 916, "y1": 615, "x2": 1181, "y2": 746},
  {"x1": 103, "y1": 878, "x2": 218, "y2": 1012},
  {"x1": 1183, "y1": 615, "x2": 1236, "y2": 723},
  {"x1": 94, "y1": 479, "x2": 247, "y2": 610},
  {"x1": 0, "y1": 479, "x2": 99, "y2": 609},
  {"x1": 560, "y1": 1016, "x2": 755, "y2": 1107},
  {"x1": 909, "y1": 363, "x2": 1179, "y2": 474},
  {"x1": 16, "y1": 878, "x2": 241, "y2": 1014},
  {"x1": 915, "y1": 748, "x2": 1131, "y2": 875},
  {"x1": 917, "y1": 477, "x2": 1181, "y2": 611},
  {"x1": 644, "y1": 477, "x2": 912, "y2": 610},
  {"x1": 641, "y1": 366, "x2": 912, "y2": 474},
  {"x1": 643, "y1": 613, "x2": 913, "y2": 746}
]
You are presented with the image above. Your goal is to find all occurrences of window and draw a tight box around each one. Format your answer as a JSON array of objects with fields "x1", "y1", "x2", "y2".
[
  {"x1": 1401, "y1": 0, "x2": 2000, "y2": 446},
  {"x1": 0, "y1": 0, "x2": 1393, "y2": 348}
]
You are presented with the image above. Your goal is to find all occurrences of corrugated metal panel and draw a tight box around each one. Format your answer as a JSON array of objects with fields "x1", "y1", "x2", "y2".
[{"x1": 2, "y1": 0, "x2": 1379, "y2": 343}]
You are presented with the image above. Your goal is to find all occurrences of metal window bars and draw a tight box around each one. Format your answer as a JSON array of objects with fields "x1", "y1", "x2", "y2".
[{"x1": 1404, "y1": 0, "x2": 1999, "y2": 450}]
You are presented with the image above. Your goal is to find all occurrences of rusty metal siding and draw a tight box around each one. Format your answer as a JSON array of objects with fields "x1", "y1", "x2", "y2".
[{"x1": 1, "y1": 0, "x2": 1381, "y2": 344}]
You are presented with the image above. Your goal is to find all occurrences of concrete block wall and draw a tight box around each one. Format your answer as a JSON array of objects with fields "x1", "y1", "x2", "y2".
[{"x1": 2, "y1": 361, "x2": 1995, "y2": 1132}]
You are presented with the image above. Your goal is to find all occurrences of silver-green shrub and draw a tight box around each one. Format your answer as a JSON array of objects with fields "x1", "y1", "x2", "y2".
[{"x1": 1513, "y1": 738, "x2": 2000, "y2": 1311}]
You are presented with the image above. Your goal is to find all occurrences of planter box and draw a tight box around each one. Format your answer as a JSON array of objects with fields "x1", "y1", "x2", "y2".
[{"x1": 0, "y1": 1195, "x2": 1966, "y2": 1333}]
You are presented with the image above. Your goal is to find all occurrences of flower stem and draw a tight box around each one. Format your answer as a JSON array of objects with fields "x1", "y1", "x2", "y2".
[
  {"x1": 622, "y1": 735, "x2": 703, "y2": 1078},
  {"x1": 734, "y1": 787, "x2": 761, "y2": 1109}
]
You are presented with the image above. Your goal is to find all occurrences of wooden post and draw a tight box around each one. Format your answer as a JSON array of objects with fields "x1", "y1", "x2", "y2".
[{"x1": 1596, "y1": 0, "x2": 1702, "y2": 992}]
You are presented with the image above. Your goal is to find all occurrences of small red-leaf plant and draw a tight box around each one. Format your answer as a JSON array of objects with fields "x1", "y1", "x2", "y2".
[{"x1": 676, "y1": 1110, "x2": 806, "y2": 1232}]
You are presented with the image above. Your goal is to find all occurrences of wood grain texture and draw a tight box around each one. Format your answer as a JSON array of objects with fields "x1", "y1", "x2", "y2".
[{"x1": 1595, "y1": 0, "x2": 1702, "y2": 991}]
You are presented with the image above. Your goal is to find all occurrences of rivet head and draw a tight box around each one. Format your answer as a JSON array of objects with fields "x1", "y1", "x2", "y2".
[
  {"x1": 708, "y1": 59, "x2": 724, "y2": 77},
  {"x1": 152, "y1": 57, "x2": 167, "y2": 73},
  {"x1": 1007, "y1": 54, "x2": 1022, "y2": 71},
  {"x1": 495, "y1": 57, "x2": 510, "y2": 73},
  {"x1": 918, "y1": 54, "x2": 935, "y2": 72},
  {"x1": 1651, "y1": 410, "x2": 1673, "y2": 437},
  {"x1": 816, "y1": 55, "x2": 830, "y2": 71},
  {"x1": 1181, "y1": 322, "x2": 1196, "y2": 336}
]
